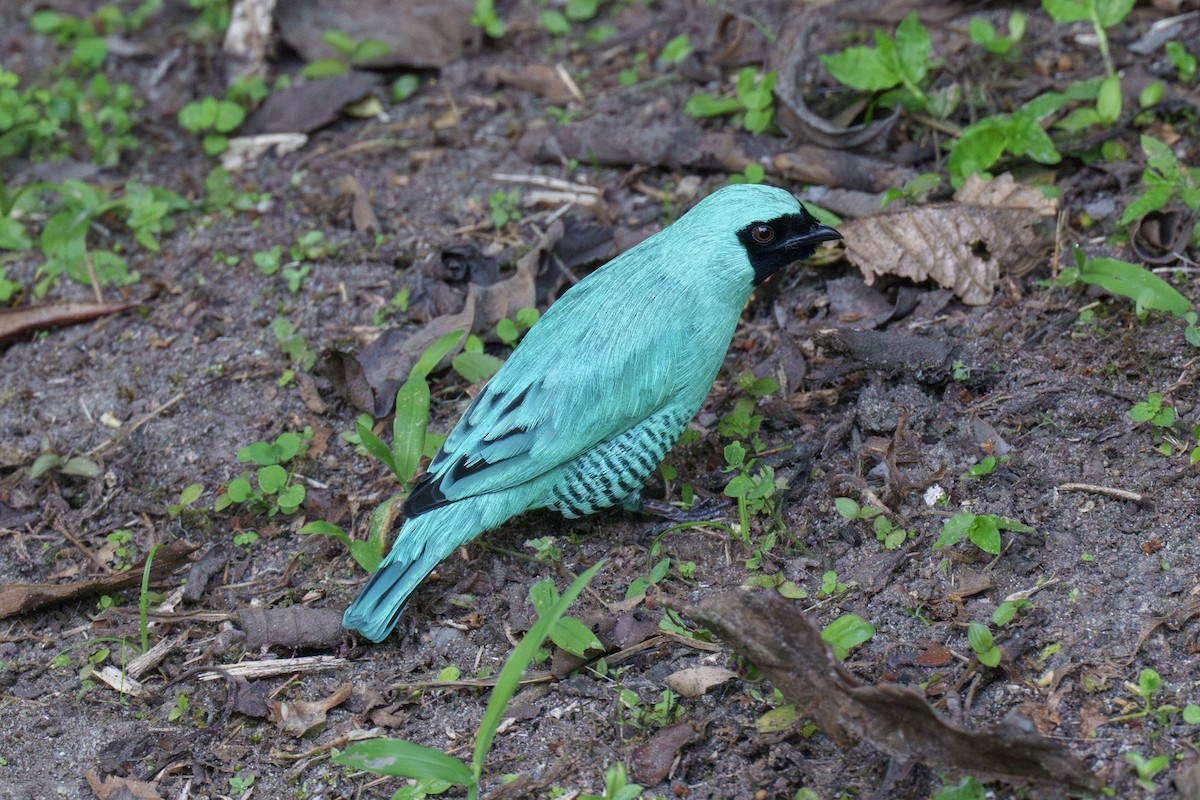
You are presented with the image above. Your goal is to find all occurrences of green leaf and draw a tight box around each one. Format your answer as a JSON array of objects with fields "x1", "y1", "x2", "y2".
[
  {"x1": 226, "y1": 476, "x2": 253, "y2": 502},
  {"x1": 755, "y1": 703, "x2": 800, "y2": 733},
  {"x1": 683, "y1": 93, "x2": 741, "y2": 119},
  {"x1": 834, "y1": 497, "x2": 861, "y2": 519},
  {"x1": 178, "y1": 483, "x2": 203, "y2": 507},
  {"x1": 452, "y1": 351, "x2": 503, "y2": 383},
  {"x1": 392, "y1": 375, "x2": 430, "y2": 484},
  {"x1": 1141, "y1": 134, "x2": 1179, "y2": 178},
  {"x1": 934, "y1": 513, "x2": 974, "y2": 549},
  {"x1": 819, "y1": 47, "x2": 899, "y2": 92},
  {"x1": 1078, "y1": 257, "x2": 1192, "y2": 316},
  {"x1": 0, "y1": 217, "x2": 32, "y2": 250},
  {"x1": 257, "y1": 464, "x2": 288, "y2": 494},
  {"x1": 411, "y1": 330, "x2": 464, "y2": 380},
  {"x1": 968, "y1": 515, "x2": 1001, "y2": 555},
  {"x1": 1041, "y1": 0, "x2": 1089, "y2": 23},
  {"x1": 60, "y1": 456, "x2": 101, "y2": 478},
  {"x1": 820, "y1": 613, "x2": 875, "y2": 660},
  {"x1": 333, "y1": 738, "x2": 473, "y2": 785},
  {"x1": 298, "y1": 520, "x2": 352, "y2": 548},
  {"x1": 1094, "y1": 0, "x2": 1135, "y2": 27},
  {"x1": 320, "y1": 29, "x2": 357, "y2": 56},
  {"x1": 540, "y1": 10, "x2": 569, "y2": 34},
  {"x1": 1119, "y1": 184, "x2": 1172, "y2": 225},
  {"x1": 302, "y1": 58, "x2": 349, "y2": 79},
  {"x1": 893, "y1": 12, "x2": 929, "y2": 86},
  {"x1": 1096, "y1": 74, "x2": 1121, "y2": 123},
  {"x1": 967, "y1": 621, "x2": 994, "y2": 653},
  {"x1": 356, "y1": 417, "x2": 398, "y2": 475},
  {"x1": 550, "y1": 616, "x2": 602, "y2": 656},
  {"x1": 659, "y1": 34, "x2": 692, "y2": 64}
]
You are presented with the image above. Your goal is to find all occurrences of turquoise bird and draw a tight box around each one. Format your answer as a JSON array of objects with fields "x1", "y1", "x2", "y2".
[{"x1": 343, "y1": 184, "x2": 841, "y2": 641}]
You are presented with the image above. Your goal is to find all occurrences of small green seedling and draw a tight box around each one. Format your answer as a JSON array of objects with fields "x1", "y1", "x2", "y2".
[
  {"x1": 934, "y1": 512, "x2": 1033, "y2": 556},
  {"x1": 1108, "y1": 668, "x2": 1186, "y2": 726},
  {"x1": 470, "y1": 0, "x2": 506, "y2": 38},
  {"x1": 303, "y1": 29, "x2": 392, "y2": 78},
  {"x1": 625, "y1": 555, "x2": 670, "y2": 600},
  {"x1": 272, "y1": 317, "x2": 317, "y2": 371},
  {"x1": 728, "y1": 163, "x2": 765, "y2": 185},
  {"x1": 29, "y1": 450, "x2": 101, "y2": 479},
  {"x1": 488, "y1": 188, "x2": 522, "y2": 229},
  {"x1": 333, "y1": 563, "x2": 603, "y2": 800},
  {"x1": 684, "y1": 67, "x2": 777, "y2": 134},
  {"x1": 834, "y1": 498, "x2": 912, "y2": 550},
  {"x1": 579, "y1": 762, "x2": 644, "y2": 800},
  {"x1": 373, "y1": 287, "x2": 411, "y2": 326},
  {"x1": 932, "y1": 775, "x2": 988, "y2": 800},
  {"x1": 968, "y1": 11, "x2": 1026, "y2": 55},
  {"x1": 991, "y1": 597, "x2": 1032, "y2": 626},
  {"x1": 820, "y1": 12, "x2": 951, "y2": 115},
  {"x1": 967, "y1": 621, "x2": 1002, "y2": 667},
  {"x1": 524, "y1": 536, "x2": 563, "y2": 564},
  {"x1": 820, "y1": 613, "x2": 875, "y2": 660},
  {"x1": 1125, "y1": 751, "x2": 1168, "y2": 790},
  {"x1": 1041, "y1": 0, "x2": 1133, "y2": 77},
  {"x1": 880, "y1": 172, "x2": 942, "y2": 208},
  {"x1": 1119, "y1": 134, "x2": 1200, "y2": 225},
  {"x1": 659, "y1": 34, "x2": 692, "y2": 64},
  {"x1": 1166, "y1": 41, "x2": 1197, "y2": 81},
  {"x1": 177, "y1": 95, "x2": 246, "y2": 155},
  {"x1": 1130, "y1": 392, "x2": 1175, "y2": 428},
  {"x1": 227, "y1": 773, "x2": 255, "y2": 796},
  {"x1": 816, "y1": 570, "x2": 847, "y2": 598},
  {"x1": 962, "y1": 454, "x2": 1009, "y2": 479},
  {"x1": 167, "y1": 691, "x2": 189, "y2": 722},
  {"x1": 216, "y1": 430, "x2": 311, "y2": 516},
  {"x1": 452, "y1": 334, "x2": 503, "y2": 382},
  {"x1": 620, "y1": 688, "x2": 684, "y2": 731},
  {"x1": 167, "y1": 484, "x2": 204, "y2": 519}
]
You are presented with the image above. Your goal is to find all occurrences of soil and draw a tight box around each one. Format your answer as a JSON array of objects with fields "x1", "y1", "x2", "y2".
[{"x1": 2, "y1": 2, "x2": 1199, "y2": 799}]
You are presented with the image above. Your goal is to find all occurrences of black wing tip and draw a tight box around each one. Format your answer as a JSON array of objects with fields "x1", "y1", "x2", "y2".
[{"x1": 403, "y1": 473, "x2": 448, "y2": 517}]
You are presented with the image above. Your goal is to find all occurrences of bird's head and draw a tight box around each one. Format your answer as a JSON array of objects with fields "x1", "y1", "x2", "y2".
[{"x1": 681, "y1": 184, "x2": 842, "y2": 287}]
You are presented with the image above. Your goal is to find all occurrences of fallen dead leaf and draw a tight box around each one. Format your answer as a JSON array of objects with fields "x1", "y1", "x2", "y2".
[
  {"x1": 84, "y1": 769, "x2": 162, "y2": 800},
  {"x1": 267, "y1": 683, "x2": 353, "y2": 737},
  {"x1": 841, "y1": 173, "x2": 1057, "y2": 305},
  {"x1": 685, "y1": 589, "x2": 1096, "y2": 793},
  {"x1": 0, "y1": 301, "x2": 136, "y2": 344},
  {"x1": 663, "y1": 666, "x2": 738, "y2": 697},
  {"x1": 630, "y1": 722, "x2": 702, "y2": 786}
]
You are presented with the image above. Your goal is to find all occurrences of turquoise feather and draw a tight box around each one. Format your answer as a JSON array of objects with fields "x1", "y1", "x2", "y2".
[{"x1": 343, "y1": 184, "x2": 841, "y2": 641}]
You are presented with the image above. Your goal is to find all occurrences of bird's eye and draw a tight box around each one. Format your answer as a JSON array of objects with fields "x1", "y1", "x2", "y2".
[{"x1": 751, "y1": 224, "x2": 774, "y2": 244}]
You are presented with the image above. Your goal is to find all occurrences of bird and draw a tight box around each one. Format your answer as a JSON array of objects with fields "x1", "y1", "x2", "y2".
[{"x1": 343, "y1": 183, "x2": 842, "y2": 641}]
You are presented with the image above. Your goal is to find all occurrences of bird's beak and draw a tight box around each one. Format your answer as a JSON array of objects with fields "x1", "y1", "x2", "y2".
[{"x1": 786, "y1": 223, "x2": 843, "y2": 250}]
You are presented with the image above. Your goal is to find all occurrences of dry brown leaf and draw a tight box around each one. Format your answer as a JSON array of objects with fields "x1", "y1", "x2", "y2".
[
  {"x1": 85, "y1": 769, "x2": 162, "y2": 800},
  {"x1": 685, "y1": 589, "x2": 1096, "y2": 793},
  {"x1": 663, "y1": 666, "x2": 738, "y2": 697},
  {"x1": 842, "y1": 174, "x2": 1057, "y2": 305},
  {"x1": 267, "y1": 683, "x2": 353, "y2": 737}
]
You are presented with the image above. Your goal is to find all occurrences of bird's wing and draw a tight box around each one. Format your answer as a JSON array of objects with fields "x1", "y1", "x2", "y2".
[{"x1": 404, "y1": 286, "x2": 684, "y2": 517}]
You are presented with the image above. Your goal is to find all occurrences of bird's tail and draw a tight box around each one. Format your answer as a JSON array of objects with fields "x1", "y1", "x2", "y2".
[
  {"x1": 341, "y1": 511, "x2": 458, "y2": 642},
  {"x1": 342, "y1": 493, "x2": 526, "y2": 642}
]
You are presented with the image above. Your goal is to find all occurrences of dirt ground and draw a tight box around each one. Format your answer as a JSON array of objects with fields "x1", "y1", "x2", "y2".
[{"x1": 2, "y1": 1, "x2": 1200, "y2": 799}]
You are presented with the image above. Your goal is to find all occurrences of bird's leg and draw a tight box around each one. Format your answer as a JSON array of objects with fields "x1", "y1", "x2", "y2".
[{"x1": 633, "y1": 495, "x2": 732, "y2": 523}]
